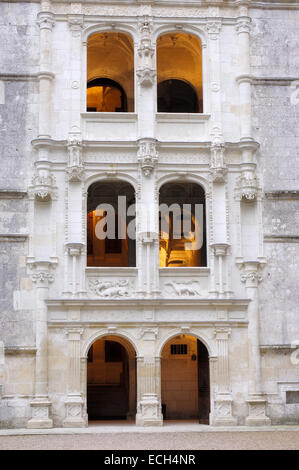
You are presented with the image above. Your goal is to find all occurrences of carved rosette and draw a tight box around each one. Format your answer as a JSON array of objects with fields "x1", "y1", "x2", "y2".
[
  {"x1": 67, "y1": 135, "x2": 85, "y2": 182},
  {"x1": 137, "y1": 138, "x2": 158, "y2": 176},
  {"x1": 137, "y1": 18, "x2": 156, "y2": 87}
]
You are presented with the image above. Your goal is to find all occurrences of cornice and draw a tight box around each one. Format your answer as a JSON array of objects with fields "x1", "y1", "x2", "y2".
[{"x1": 46, "y1": 298, "x2": 250, "y2": 308}]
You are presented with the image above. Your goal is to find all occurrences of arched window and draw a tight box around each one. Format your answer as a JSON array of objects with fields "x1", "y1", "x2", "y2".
[
  {"x1": 87, "y1": 78, "x2": 127, "y2": 112},
  {"x1": 157, "y1": 32, "x2": 203, "y2": 113},
  {"x1": 87, "y1": 32, "x2": 134, "y2": 112},
  {"x1": 87, "y1": 181, "x2": 136, "y2": 267},
  {"x1": 159, "y1": 182, "x2": 206, "y2": 267},
  {"x1": 157, "y1": 79, "x2": 199, "y2": 113}
]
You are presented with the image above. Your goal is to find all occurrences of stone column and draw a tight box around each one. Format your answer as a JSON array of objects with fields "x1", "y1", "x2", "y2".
[
  {"x1": 66, "y1": 242, "x2": 85, "y2": 297},
  {"x1": 212, "y1": 327, "x2": 237, "y2": 425},
  {"x1": 241, "y1": 261, "x2": 271, "y2": 425},
  {"x1": 136, "y1": 17, "x2": 156, "y2": 139},
  {"x1": 136, "y1": 351, "x2": 162, "y2": 426},
  {"x1": 27, "y1": 262, "x2": 54, "y2": 428},
  {"x1": 37, "y1": 11, "x2": 55, "y2": 138},
  {"x1": 67, "y1": 14, "x2": 84, "y2": 133},
  {"x1": 137, "y1": 138, "x2": 160, "y2": 297},
  {"x1": 236, "y1": 16, "x2": 252, "y2": 141},
  {"x1": 210, "y1": 243, "x2": 230, "y2": 298},
  {"x1": 206, "y1": 19, "x2": 222, "y2": 136},
  {"x1": 63, "y1": 329, "x2": 86, "y2": 427}
]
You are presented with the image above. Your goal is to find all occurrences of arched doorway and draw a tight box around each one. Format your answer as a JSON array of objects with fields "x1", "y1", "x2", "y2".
[
  {"x1": 161, "y1": 335, "x2": 210, "y2": 423},
  {"x1": 87, "y1": 335, "x2": 136, "y2": 420}
]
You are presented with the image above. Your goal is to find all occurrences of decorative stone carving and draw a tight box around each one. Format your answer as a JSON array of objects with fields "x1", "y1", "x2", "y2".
[
  {"x1": 67, "y1": 134, "x2": 84, "y2": 182},
  {"x1": 89, "y1": 279, "x2": 132, "y2": 298},
  {"x1": 165, "y1": 281, "x2": 201, "y2": 297},
  {"x1": 136, "y1": 393, "x2": 163, "y2": 427},
  {"x1": 63, "y1": 396, "x2": 85, "y2": 428},
  {"x1": 28, "y1": 261, "x2": 56, "y2": 288},
  {"x1": 29, "y1": 172, "x2": 57, "y2": 201},
  {"x1": 205, "y1": 20, "x2": 222, "y2": 40},
  {"x1": 37, "y1": 12, "x2": 55, "y2": 31},
  {"x1": 236, "y1": 173, "x2": 259, "y2": 200},
  {"x1": 241, "y1": 270, "x2": 262, "y2": 285},
  {"x1": 32, "y1": 271, "x2": 54, "y2": 285},
  {"x1": 27, "y1": 400, "x2": 52, "y2": 429},
  {"x1": 210, "y1": 142, "x2": 227, "y2": 183},
  {"x1": 137, "y1": 18, "x2": 156, "y2": 87},
  {"x1": 67, "y1": 14, "x2": 84, "y2": 36},
  {"x1": 246, "y1": 395, "x2": 271, "y2": 426},
  {"x1": 235, "y1": 17, "x2": 251, "y2": 35},
  {"x1": 137, "y1": 138, "x2": 158, "y2": 176}
]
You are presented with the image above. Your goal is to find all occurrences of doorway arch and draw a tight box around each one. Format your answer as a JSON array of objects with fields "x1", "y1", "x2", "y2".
[
  {"x1": 86, "y1": 335, "x2": 136, "y2": 420},
  {"x1": 161, "y1": 334, "x2": 210, "y2": 423}
]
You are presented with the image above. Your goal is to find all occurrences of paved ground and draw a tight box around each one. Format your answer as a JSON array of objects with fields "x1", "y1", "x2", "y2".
[
  {"x1": 1, "y1": 430, "x2": 299, "y2": 450},
  {"x1": 1, "y1": 422, "x2": 299, "y2": 449}
]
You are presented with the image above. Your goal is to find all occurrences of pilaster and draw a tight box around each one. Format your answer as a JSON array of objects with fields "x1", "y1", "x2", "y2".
[
  {"x1": 63, "y1": 328, "x2": 86, "y2": 427},
  {"x1": 136, "y1": 356, "x2": 163, "y2": 426}
]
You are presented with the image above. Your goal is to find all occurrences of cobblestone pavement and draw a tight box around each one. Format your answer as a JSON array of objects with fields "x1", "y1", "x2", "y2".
[{"x1": 1, "y1": 431, "x2": 299, "y2": 450}]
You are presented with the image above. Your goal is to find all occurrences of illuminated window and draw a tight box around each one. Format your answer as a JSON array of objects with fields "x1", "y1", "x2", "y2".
[
  {"x1": 87, "y1": 32, "x2": 134, "y2": 112},
  {"x1": 157, "y1": 32, "x2": 203, "y2": 113}
]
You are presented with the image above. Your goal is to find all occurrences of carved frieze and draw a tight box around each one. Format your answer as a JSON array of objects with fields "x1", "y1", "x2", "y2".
[
  {"x1": 165, "y1": 281, "x2": 201, "y2": 297},
  {"x1": 89, "y1": 279, "x2": 132, "y2": 298}
]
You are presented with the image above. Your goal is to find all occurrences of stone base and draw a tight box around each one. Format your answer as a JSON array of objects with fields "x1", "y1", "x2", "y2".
[
  {"x1": 63, "y1": 417, "x2": 86, "y2": 428},
  {"x1": 136, "y1": 393, "x2": 163, "y2": 427},
  {"x1": 135, "y1": 413, "x2": 163, "y2": 427},
  {"x1": 245, "y1": 395, "x2": 271, "y2": 426},
  {"x1": 211, "y1": 395, "x2": 238, "y2": 426},
  {"x1": 27, "y1": 399, "x2": 53, "y2": 429},
  {"x1": 63, "y1": 395, "x2": 86, "y2": 428},
  {"x1": 27, "y1": 417, "x2": 53, "y2": 429}
]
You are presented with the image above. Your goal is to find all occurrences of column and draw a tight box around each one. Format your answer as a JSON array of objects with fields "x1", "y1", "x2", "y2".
[
  {"x1": 136, "y1": 356, "x2": 163, "y2": 426},
  {"x1": 137, "y1": 138, "x2": 160, "y2": 298},
  {"x1": 212, "y1": 327, "x2": 237, "y2": 425},
  {"x1": 206, "y1": 19, "x2": 222, "y2": 138},
  {"x1": 27, "y1": 262, "x2": 54, "y2": 428},
  {"x1": 136, "y1": 16, "x2": 156, "y2": 139},
  {"x1": 236, "y1": 16, "x2": 252, "y2": 141},
  {"x1": 37, "y1": 10, "x2": 55, "y2": 138},
  {"x1": 65, "y1": 242, "x2": 85, "y2": 297},
  {"x1": 241, "y1": 262, "x2": 271, "y2": 425},
  {"x1": 67, "y1": 14, "x2": 84, "y2": 133},
  {"x1": 210, "y1": 243, "x2": 230, "y2": 298},
  {"x1": 63, "y1": 328, "x2": 86, "y2": 427}
]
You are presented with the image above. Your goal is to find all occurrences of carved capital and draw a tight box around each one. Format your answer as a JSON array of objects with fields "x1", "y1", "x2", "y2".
[
  {"x1": 205, "y1": 20, "x2": 222, "y2": 39},
  {"x1": 235, "y1": 16, "x2": 251, "y2": 35},
  {"x1": 214, "y1": 327, "x2": 231, "y2": 341},
  {"x1": 66, "y1": 242, "x2": 84, "y2": 257},
  {"x1": 210, "y1": 243, "x2": 230, "y2": 257},
  {"x1": 236, "y1": 171, "x2": 259, "y2": 201},
  {"x1": 29, "y1": 171, "x2": 57, "y2": 202},
  {"x1": 240, "y1": 262, "x2": 264, "y2": 287},
  {"x1": 67, "y1": 14, "x2": 84, "y2": 36},
  {"x1": 37, "y1": 12, "x2": 55, "y2": 31},
  {"x1": 137, "y1": 67, "x2": 156, "y2": 87}
]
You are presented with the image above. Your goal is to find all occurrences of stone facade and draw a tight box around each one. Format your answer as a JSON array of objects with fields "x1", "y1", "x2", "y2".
[{"x1": 0, "y1": 0, "x2": 299, "y2": 428}]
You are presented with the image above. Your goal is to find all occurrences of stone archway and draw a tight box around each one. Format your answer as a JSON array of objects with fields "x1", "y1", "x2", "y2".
[
  {"x1": 86, "y1": 335, "x2": 136, "y2": 421},
  {"x1": 161, "y1": 334, "x2": 210, "y2": 423}
]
